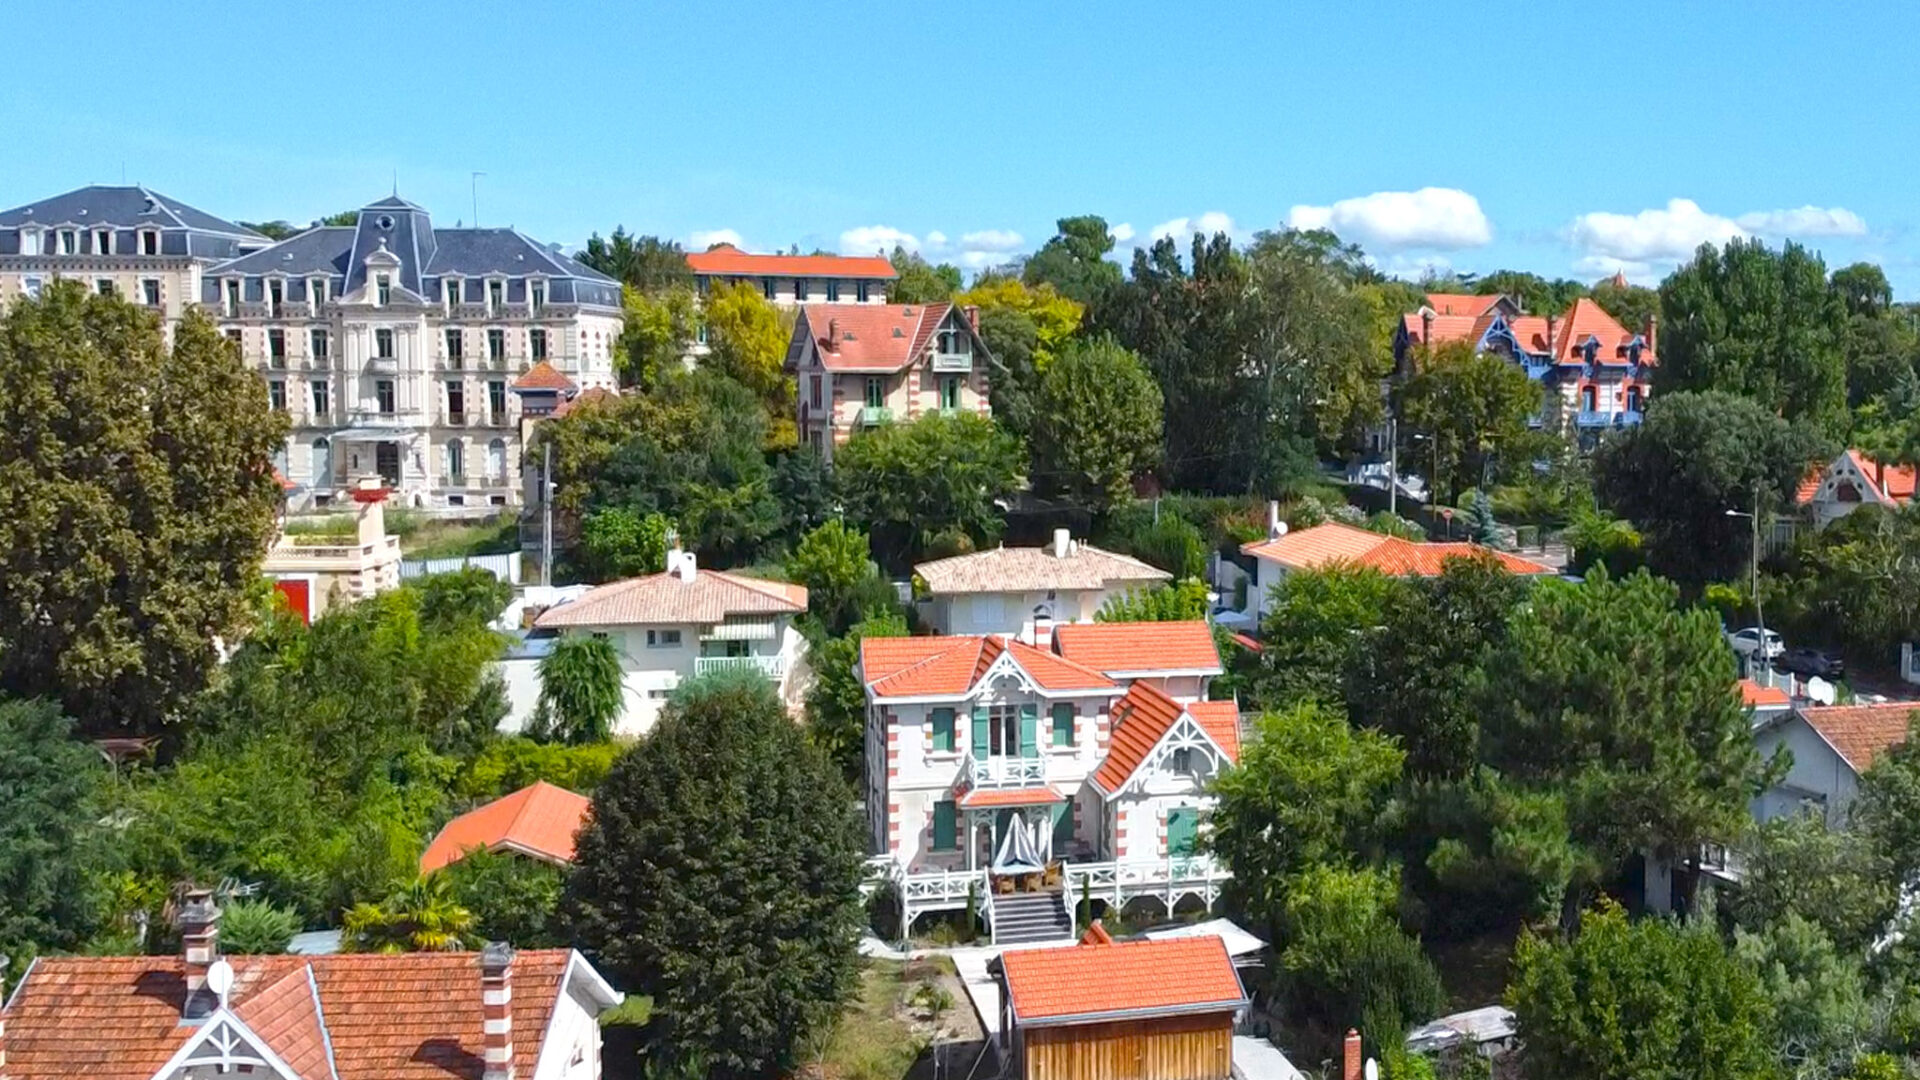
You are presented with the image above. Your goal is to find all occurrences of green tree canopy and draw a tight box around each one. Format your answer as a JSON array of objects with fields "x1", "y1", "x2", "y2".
[
  {"x1": 1021, "y1": 215, "x2": 1125, "y2": 308},
  {"x1": 1029, "y1": 335, "x2": 1163, "y2": 510},
  {"x1": 887, "y1": 246, "x2": 962, "y2": 303},
  {"x1": 578, "y1": 506, "x2": 671, "y2": 582},
  {"x1": 565, "y1": 672, "x2": 865, "y2": 1079},
  {"x1": 0, "y1": 698, "x2": 108, "y2": 960},
  {"x1": 703, "y1": 280, "x2": 797, "y2": 449},
  {"x1": 1588, "y1": 277, "x2": 1660, "y2": 333},
  {"x1": 343, "y1": 874, "x2": 480, "y2": 953},
  {"x1": 440, "y1": 847, "x2": 566, "y2": 948},
  {"x1": 785, "y1": 519, "x2": 879, "y2": 635},
  {"x1": 1249, "y1": 565, "x2": 1409, "y2": 709},
  {"x1": 834, "y1": 412, "x2": 1024, "y2": 567},
  {"x1": 1096, "y1": 579, "x2": 1210, "y2": 622},
  {"x1": 805, "y1": 610, "x2": 908, "y2": 783},
  {"x1": 613, "y1": 285, "x2": 698, "y2": 390},
  {"x1": 0, "y1": 282, "x2": 289, "y2": 736},
  {"x1": 1395, "y1": 341, "x2": 1546, "y2": 504},
  {"x1": 534, "y1": 636, "x2": 625, "y2": 745},
  {"x1": 578, "y1": 227, "x2": 694, "y2": 293},
  {"x1": 1473, "y1": 270, "x2": 1588, "y2": 315},
  {"x1": 1851, "y1": 712, "x2": 1920, "y2": 885}
]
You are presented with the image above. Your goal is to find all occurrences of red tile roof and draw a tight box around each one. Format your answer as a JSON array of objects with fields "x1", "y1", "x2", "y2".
[
  {"x1": 861, "y1": 635, "x2": 1115, "y2": 699},
  {"x1": 1423, "y1": 293, "x2": 1503, "y2": 317},
  {"x1": 534, "y1": 567, "x2": 806, "y2": 627},
  {"x1": 1052, "y1": 621, "x2": 1222, "y2": 676},
  {"x1": 1799, "y1": 702, "x2": 1920, "y2": 773},
  {"x1": 1402, "y1": 296, "x2": 1656, "y2": 368},
  {"x1": 421, "y1": 781, "x2": 592, "y2": 873},
  {"x1": 1092, "y1": 682, "x2": 1238, "y2": 794},
  {"x1": 511, "y1": 359, "x2": 577, "y2": 391},
  {"x1": 687, "y1": 244, "x2": 897, "y2": 280},
  {"x1": 1847, "y1": 450, "x2": 1918, "y2": 503},
  {"x1": 1187, "y1": 700, "x2": 1242, "y2": 762},
  {"x1": 794, "y1": 302, "x2": 955, "y2": 372},
  {"x1": 999, "y1": 935, "x2": 1246, "y2": 1025},
  {"x1": 550, "y1": 385, "x2": 613, "y2": 419},
  {"x1": 1795, "y1": 462, "x2": 1826, "y2": 504},
  {"x1": 959, "y1": 785, "x2": 1065, "y2": 809},
  {"x1": 1, "y1": 950, "x2": 596, "y2": 1080},
  {"x1": 1740, "y1": 679, "x2": 1791, "y2": 708},
  {"x1": 1240, "y1": 522, "x2": 1553, "y2": 576},
  {"x1": 1550, "y1": 298, "x2": 1654, "y2": 367}
]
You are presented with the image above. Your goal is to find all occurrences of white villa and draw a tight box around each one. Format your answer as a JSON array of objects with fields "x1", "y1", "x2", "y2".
[
  {"x1": 1753, "y1": 701, "x2": 1919, "y2": 827},
  {"x1": 860, "y1": 620, "x2": 1236, "y2": 944},
  {"x1": 532, "y1": 548, "x2": 808, "y2": 735},
  {"x1": 1795, "y1": 449, "x2": 1915, "y2": 529},
  {"x1": 915, "y1": 530, "x2": 1172, "y2": 639}
]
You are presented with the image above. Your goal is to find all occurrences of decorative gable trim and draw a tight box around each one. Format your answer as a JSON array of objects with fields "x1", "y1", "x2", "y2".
[
  {"x1": 151, "y1": 1010, "x2": 305, "y2": 1080},
  {"x1": 1097, "y1": 712, "x2": 1232, "y2": 801}
]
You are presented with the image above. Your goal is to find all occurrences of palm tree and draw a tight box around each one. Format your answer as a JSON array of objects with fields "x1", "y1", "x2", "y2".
[
  {"x1": 535, "y1": 635, "x2": 625, "y2": 744},
  {"x1": 342, "y1": 874, "x2": 478, "y2": 953}
]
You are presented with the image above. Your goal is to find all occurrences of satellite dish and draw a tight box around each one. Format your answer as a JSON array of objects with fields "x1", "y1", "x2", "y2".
[
  {"x1": 1364, "y1": 1060, "x2": 1379, "y2": 1080},
  {"x1": 206, "y1": 958, "x2": 234, "y2": 1007}
]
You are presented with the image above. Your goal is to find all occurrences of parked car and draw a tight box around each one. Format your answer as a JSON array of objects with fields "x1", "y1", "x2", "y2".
[
  {"x1": 1775, "y1": 646, "x2": 1845, "y2": 680},
  {"x1": 1727, "y1": 626, "x2": 1785, "y2": 659}
]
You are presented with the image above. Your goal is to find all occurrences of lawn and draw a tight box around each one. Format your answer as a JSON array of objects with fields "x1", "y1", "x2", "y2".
[{"x1": 809, "y1": 957, "x2": 976, "y2": 1080}]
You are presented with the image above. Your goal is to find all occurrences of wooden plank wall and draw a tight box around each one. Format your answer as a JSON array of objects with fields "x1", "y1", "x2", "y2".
[{"x1": 1022, "y1": 1012, "x2": 1233, "y2": 1080}]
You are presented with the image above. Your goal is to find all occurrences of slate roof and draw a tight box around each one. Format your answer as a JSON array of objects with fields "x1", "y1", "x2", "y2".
[
  {"x1": 1797, "y1": 702, "x2": 1920, "y2": 773},
  {"x1": 688, "y1": 244, "x2": 897, "y2": 279},
  {"x1": 1092, "y1": 682, "x2": 1238, "y2": 794},
  {"x1": 534, "y1": 568, "x2": 806, "y2": 628},
  {"x1": 420, "y1": 781, "x2": 592, "y2": 873},
  {"x1": 793, "y1": 302, "x2": 960, "y2": 372},
  {"x1": 998, "y1": 934, "x2": 1246, "y2": 1026},
  {"x1": 860, "y1": 635, "x2": 1116, "y2": 699},
  {"x1": 1052, "y1": 621, "x2": 1222, "y2": 676},
  {"x1": 1240, "y1": 522, "x2": 1554, "y2": 576},
  {"x1": 915, "y1": 543, "x2": 1170, "y2": 595},
  {"x1": 0, "y1": 950, "x2": 601, "y2": 1080},
  {"x1": 0, "y1": 184, "x2": 263, "y2": 238}
]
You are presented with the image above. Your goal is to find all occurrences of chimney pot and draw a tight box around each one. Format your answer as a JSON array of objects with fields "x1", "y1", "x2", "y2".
[
  {"x1": 480, "y1": 942, "x2": 516, "y2": 1080},
  {"x1": 963, "y1": 304, "x2": 979, "y2": 331},
  {"x1": 1343, "y1": 1028, "x2": 1364, "y2": 1080},
  {"x1": 1267, "y1": 501, "x2": 1284, "y2": 541},
  {"x1": 177, "y1": 888, "x2": 221, "y2": 1019},
  {"x1": 1052, "y1": 528, "x2": 1071, "y2": 559}
]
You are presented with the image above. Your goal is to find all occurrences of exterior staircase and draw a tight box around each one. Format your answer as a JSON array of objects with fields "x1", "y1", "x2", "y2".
[{"x1": 990, "y1": 891, "x2": 1073, "y2": 946}]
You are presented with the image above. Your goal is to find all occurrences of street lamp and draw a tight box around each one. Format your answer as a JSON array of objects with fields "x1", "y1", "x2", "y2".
[{"x1": 1726, "y1": 484, "x2": 1767, "y2": 676}]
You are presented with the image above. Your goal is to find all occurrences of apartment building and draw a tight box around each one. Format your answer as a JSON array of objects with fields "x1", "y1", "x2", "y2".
[
  {"x1": 686, "y1": 243, "x2": 895, "y2": 306},
  {"x1": 0, "y1": 184, "x2": 268, "y2": 326},
  {"x1": 787, "y1": 301, "x2": 992, "y2": 461},
  {"x1": 205, "y1": 195, "x2": 622, "y2": 510}
]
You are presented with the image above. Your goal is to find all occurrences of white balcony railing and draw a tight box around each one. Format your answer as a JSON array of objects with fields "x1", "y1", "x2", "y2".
[
  {"x1": 693, "y1": 654, "x2": 786, "y2": 679},
  {"x1": 967, "y1": 753, "x2": 1046, "y2": 788},
  {"x1": 931, "y1": 352, "x2": 972, "y2": 372}
]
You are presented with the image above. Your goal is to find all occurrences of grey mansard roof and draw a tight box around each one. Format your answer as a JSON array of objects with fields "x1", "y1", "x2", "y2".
[{"x1": 0, "y1": 184, "x2": 264, "y2": 238}]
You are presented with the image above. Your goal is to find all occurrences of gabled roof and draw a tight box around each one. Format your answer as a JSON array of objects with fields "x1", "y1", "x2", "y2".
[
  {"x1": 1422, "y1": 293, "x2": 1503, "y2": 317},
  {"x1": 0, "y1": 184, "x2": 263, "y2": 239},
  {"x1": 1796, "y1": 702, "x2": 1920, "y2": 773},
  {"x1": 1550, "y1": 297, "x2": 1653, "y2": 367},
  {"x1": 792, "y1": 302, "x2": 959, "y2": 372},
  {"x1": 915, "y1": 543, "x2": 1170, "y2": 595},
  {"x1": 511, "y1": 359, "x2": 578, "y2": 392},
  {"x1": 0, "y1": 950, "x2": 614, "y2": 1080},
  {"x1": 998, "y1": 934, "x2": 1246, "y2": 1027},
  {"x1": 1052, "y1": 621, "x2": 1222, "y2": 676},
  {"x1": 1797, "y1": 450, "x2": 1918, "y2": 507},
  {"x1": 420, "y1": 781, "x2": 592, "y2": 873},
  {"x1": 1092, "y1": 682, "x2": 1238, "y2": 795},
  {"x1": 687, "y1": 244, "x2": 897, "y2": 280},
  {"x1": 860, "y1": 635, "x2": 1116, "y2": 699},
  {"x1": 1401, "y1": 296, "x2": 1655, "y2": 368},
  {"x1": 1239, "y1": 522, "x2": 1553, "y2": 576},
  {"x1": 534, "y1": 568, "x2": 806, "y2": 628}
]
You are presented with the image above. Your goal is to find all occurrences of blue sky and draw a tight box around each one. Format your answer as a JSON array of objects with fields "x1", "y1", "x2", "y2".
[{"x1": 8, "y1": 0, "x2": 1915, "y2": 291}]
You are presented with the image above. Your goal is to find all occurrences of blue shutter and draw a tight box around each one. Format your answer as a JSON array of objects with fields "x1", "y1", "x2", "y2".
[
  {"x1": 1052, "y1": 799, "x2": 1073, "y2": 848},
  {"x1": 1018, "y1": 704, "x2": 1038, "y2": 758},
  {"x1": 1051, "y1": 703, "x2": 1075, "y2": 747},
  {"x1": 1167, "y1": 808, "x2": 1198, "y2": 856},
  {"x1": 971, "y1": 707, "x2": 990, "y2": 757},
  {"x1": 931, "y1": 708, "x2": 955, "y2": 752},
  {"x1": 933, "y1": 800, "x2": 957, "y2": 851}
]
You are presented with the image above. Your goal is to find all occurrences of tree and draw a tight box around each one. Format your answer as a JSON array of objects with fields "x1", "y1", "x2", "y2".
[
  {"x1": 1249, "y1": 565, "x2": 1408, "y2": 709},
  {"x1": 218, "y1": 897, "x2": 303, "y2": 954},
  {"x1": 834, "y1": 412, "x2": 1023, "y2": 566},
  {"x1": 1588, "y1": 277, "x2": 1660, "y2": 333},
  {"x1": 440, "y1": 848, "x2": 566, "y2": 948},
  {"x1": 1594, "y1": 390, "x2": 1828, "y2": 586},
  {"x1": 1398, "y1": 772, "x2": 1584, "y2": 940},
  {"x1": 805, "y1": 611, "x2": 909, "y2": 783},
  {"x1": 1107, "y1": 512, "x2": 1208, "y2": 580},
  {"x1": 0, "y1": 283, "x2": 289, "y2": 736},
  {"x1": 613, "y1": 285, "x2": 698, "y2": 389},
  {"x1": 578, "y1": 228, "x2": 694, "y2": 293},
  {"x1": 1658, "y1": 238, "x2": 1849, "y2": 435},
  {"x1": 703, "y1": 280, "x2": 796, "y2": 449},
  {"x1": 565, "y1": 672, "x2": 866, "y2": 1079},
  {"x1": 1734, "y1": 913, "x2": 1872, "y2": 1077},
  {"x1": 1768, "y1": 505, "x2": 1920, "y2": 662},
  {"x1": 1097, "y1": 579, "x2": 1210, "y2": 622},
  {"x1": 977, "y1": 305, "x2": 1043, "y2": 438},
  {"x1": 412, "y1": 566, "x2": 513, "y2": 631},
  {"x1": 319, "y1": 210, "x2": 358, "y2": 227},
  {"x1": 0, "y1": 698, "x2": 107, "y2": 959},
  {"x1": 453, "y1": 738, "x2": 621, "y2": 800},
  {"x1": 1508, "y1": 901, "x2": 1781, "y2": 1080},
  {"x1": 535, "y1": 636, "x2": 625, "y2": 745},
  {"x1": 1273, "y1": 864, "x2": 1445, "y2": 1047},
  {"x1": 1029, "y1": 335, "x2": 1163, "y2": 510},
  {"x1": 238, "y1": 220, "x2": 300, "y2": 241},
  {"x1": 771, "y1": 449, "x2": 837, "y2": 545},
  {"x1": 1473, "y1": 271, "x2": 1588, "y2": 316},
  {"x1": 1022, "y1": 215, "x2": 1125, "y2": 307},
  {"x1": 1395, "y1": 341, "x2": 1545, "y2": 504},
  {"x1": 887, "y1": 246, "x2": 962, "y2": 304},
  {"x1": 1851, "y1": 712, "x2": 1920, "y2": 885},
  {"x1": 579, "y1": 506, "x2": 671, "y2": 581},
  {"x1": 1728, "y1": 813, "x2": 1895, "y2": 956},
  {"x1": 785, "y1": 520, "x2": 876, "y2": 634},
  {"x1": 955, "y1": 277, "x2": 1084, "y2": 368},
  {"x1": 343, "y1": 874, "x2": 480, "y2": 953}
]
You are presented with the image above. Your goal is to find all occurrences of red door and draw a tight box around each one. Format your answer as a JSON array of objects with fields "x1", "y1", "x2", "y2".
[{"x1": 273, "y1": 579, "x2": 311, "y2": 624}]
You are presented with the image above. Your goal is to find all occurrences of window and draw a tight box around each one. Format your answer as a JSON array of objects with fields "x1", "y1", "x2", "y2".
[
  {"x1": 95, "y1": 278, "x2": 114, "y2": 296},
  {"x1": 375, "y1": 274, "x2": 391, "y2": 307},
  {"x1": 488, "y1": 380, "x2": 506, "y2": 422},
  {"x1": 310, "y1": 328, "x2": 329, "y2": 361},
  {"x1": 488, "y1": 438, "x2": 507, "y2": 481},
  {"x1": 268, "y1": 280, "x2": 284, "y2": 316},
  {"x1": 375, "y1": 328, "x2": 395, "y2": 359},
  {"x1": 141, "y1": 279, "x2": 161, "y2": 306},
  {"x1": 309, "y1": 278, "x2": 327, "y2": 310},
  {"x1": 224, "y1": 279, "x2": 240, "y2": 316},
  {"x1": 446, "y1": 380, "x2": 465, "y2": 421},
  {"x1": 1051, "y1": 703, "x2": 1074, "y2": 747},
  {"x1": 761, "y1": 277, "x2": 776, "y2": 300},
  {"x1": 531, "y1": 328, "x2": 548, "y2": 361},
  {"x1": 375, "y1": 379, "x2": 395, "y2": 414},
  {"x1": 310, "y1": 380, "x2": 330, "y2": 417},
  {"x1": 224, "y1": 328, "x2": 242, "y2": 347},
  {"x1": 940, "y1": 376, "x2": 960, "y2": 411},
  {"x1": 1580, "y1": 385, "x2": 1597, "y2": 412},
  {"x1": 646, "y1": 629, "x2": 682, "y2": 648},
  {"x1": 310, "y1": 437, "x2": 330, "y2": 480},
  {"x1": 932, "y1": 800, "x2": 958, "y2": 852},
  {"x1": 487, "y1": 329, "x2": 505, "y2": 363},
  {"x1": 268, "y1": 329, "x2": 286, "y2": 366},
  {"x1": 1166, "y1": 807, "x2": 1198, "y2": 856},
  {"x1": 487, "y1": 280, "x2": 504, "y2": 314},
  {"x1": 977, "y1": 703, "x2": 1036, "y2": 758},
  {"x1": 826, "y1": 280, "x2": 841, "y2": 302},
  {"x1": 19, "y1": 229, "x2": 40, "y2": 256},
  {"x1": 1171, "y1": 748, "x2": 1194, "y2": 774},
  {"x1": 57, "y1": 230, "x2": 77, "y2": 255},
  {"x1": 93, "y1": 228, "x2": 112, "y2": 254},
  {"x1": 794, "y1": 278, "x2": 809, "y2": 302},
  {"x1": 444, "y1": 278, "x2": 460, "y2": 313},
  {"x1": 856, "y1": 281, "x2": 871, "y2": 302},
  {"x1": 530, "y1": 280, "x2": 546, "y2": 312},
  {"x1": 267, "y1": 379, "x2": 286, "y2": 411},
  {"x1": 810, "y1": 375, "x2": 823, "y2": 410},
  {"x1": 865, "y1": 377, "x2": 884, "y2": 408},
  {"x1": 930, "y1": 707, "x2": 956, "y2": 753},
  {"x1": 1626, "y1": 386, "x2": 1643, "y2": 412},
  {"x1": 445, "y1": 328, "x2": 464, "y2": 365},
  {"x1": 140, "y1": 229, "x2": 159, "y2": 256},
  {"x1": 21, "y1": 276, "x2": 43, "y2": 299},
  {"x1": 445, "y1": 439, "x2": 464, "y2": 481}
]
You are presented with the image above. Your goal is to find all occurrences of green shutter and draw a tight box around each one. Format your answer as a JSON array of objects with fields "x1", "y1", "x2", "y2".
[
  {"x1": 1018, "y1": 704, "x2": 1038, "y2": 758},
  {"x1": 1167, "y1": 808, "x2": 1198, "y2": 856},
  {"x1": 971, "y1": 707, "x2": 990, "y2": 757},
  {"x1": 932, "y1": 800, "x2": 957, "y2": 851},
  {"x1": 931, "y1": 707, "x2": 955, "y2": 752},
  {"x1": 1051, "y1": 703, "x2": 1075, "y2": 747},
  {"x1": 1052, "y1": 799, "x2": 1073, "y2": 848}
]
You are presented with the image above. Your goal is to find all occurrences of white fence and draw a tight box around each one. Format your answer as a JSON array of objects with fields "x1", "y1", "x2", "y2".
[
  {"x1": 400, "y1": 551, "x2": 521, "y2": 585},
  {"x1": 864, "y1": 854, "x2": 1232, "y2": 942}
]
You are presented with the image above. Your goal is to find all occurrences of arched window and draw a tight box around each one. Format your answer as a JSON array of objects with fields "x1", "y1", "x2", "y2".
[
  {"x1": 445, "y1": 439, "x2": 464, "y2": 482},
  {"x1": 487, "y1": 438, "x2": 507, "y2": 482},
  {"x1": 310, "y1": 437, "x2": 331, "y2": 483}
]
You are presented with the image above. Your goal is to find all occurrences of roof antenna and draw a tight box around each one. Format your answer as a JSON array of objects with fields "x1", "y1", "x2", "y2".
[
  {"x1": 471, "y1": 172, "x2": 485, "y2": 228},
  {"x1": 391, "y1": 169, "x2": 398, "y2": 197}
]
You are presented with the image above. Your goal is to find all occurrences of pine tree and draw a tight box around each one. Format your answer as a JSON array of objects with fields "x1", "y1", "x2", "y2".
[{"x1": 1468, "y1": 489, "x2": 1501, "y2": 547}]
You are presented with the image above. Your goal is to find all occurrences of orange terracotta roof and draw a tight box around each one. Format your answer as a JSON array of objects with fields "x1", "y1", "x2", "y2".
[
  {"x1": 1552, "y1": 297, "x2": 1653, "y2": 367},
  {"x1": 1740, "y1": 679, "x2": 1791, "y2": 708},
  {"x1": 999, "y1": 935, "x2": 1246, "y2": 1025},
  {"x1": 1187, "y1": 700, "x2": 1242, "y2": 762},
  {"x1": 550, "y1": 384, "x2": 613, "y2": 419},
  {"x1": 1509, "y1": 314, "x2": 1552, "y2": 352},
  {"x1": 1080, "y1": 921, "x2": 1115, "y2": 945},
  {"x1": 861, "y1": 635, "x2": 1115, "y2": 698},
  {"x1": 1005, "y1": 639, "x2": 1121, "y2": 691},
  {"x1": 1423, "y1": 293, "x2": 1502, "y2": 317},
  {"x1": 535, "y1": 567, "x2": 806, "y2": 627},
  {"x1": 1401, "y1": 312, "x2": 1481, "y2": 346},
  {"x1": 1847, "y1": 450, "x2": 1918, "y2": 502},
  {"x1": 1239, "y1": 522, "x2": 1553, "y2": 576},
  {"x1": 1093, "y1": 683, "x2": 1237, "y2": 794},
  {"x1": 959, "y1": 785, "x2": 1065, "y2": 809},
  {"x1": 1052, "y1": 621, "x2": 1222, "y2": 676},
  {"x1": 687, "y1": 244, "x2": 897, "y2": 280},
  {"x1": 421, "y1": 781, "x2": 592, "y2": 873},
  {"x1": 511, "y1": 359, "x2": 577, "y2": 391},
  {"x1": 1227, "y1": 632, "x2": 1262, "y2": 654},
  {"x1": 793, "y1": 302, "x2": 956, "y2": 372},
  {"x1": 1796, "y1": 462, "x2": 1825, "y2": 504},
  {"x1": 1, "y1": 950, "x2": 591, "y2": 1080},
  {"x1": 1799, "y1": 702, "x2": 1920, "y2": 772}
]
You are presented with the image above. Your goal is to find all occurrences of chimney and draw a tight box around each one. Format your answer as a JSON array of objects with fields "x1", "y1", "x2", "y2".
[
  {"x1": 1546, "y1": 312, "x2": 1560, "y2": 355},
  {"x1": 1643, "y1": 313, "x2": 1657, "y2": 355},
  {"x1": 178, "y1": 888, "x2": 220, "y2": 1018},
  {"x1": 1343, "y1": 1028, "x2": 1364, "y2": 1080},
  {"x1": 667, "y1": 546, "x2": 696, "y2": 582},
  {"x1": 963, "y1": 304, "x2": 979, "y2": 331},
  {"x1": 1419, "y1": 310, "x2": 1433, "y2": 348},
  {"x1": 353, "y1": 475, "x2": 389, "y2": 548},
  {"x1": 1051, "y1": 528, "x2": 1071, "y2": 559},
  {"x1": 479, "y1": 942, "x2": 516, "y2": 1080},
  {"x1": 827, "y1": 317, "x2": 838, "y2": 345},
  {"x1": 1267, "y1": 501, "x2": 1289, "y2": 541}
]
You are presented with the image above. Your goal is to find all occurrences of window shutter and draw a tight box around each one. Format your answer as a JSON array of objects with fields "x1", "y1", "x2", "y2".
[
  {"x1": 933, "y1": 800, "x2": 957, "y2": 851},
  {"x1": 1167, "y1": 808, "x2": 1197, "y2": 856},
  {"x1": 971, "y1": 707, "x2": 990, "y2": 758},
  {"x1": 931, "y1": 708, "x2": 955, "y2": 752},
  {"x1": 1018, "y1": 704, "x2": 1038, "y2": 758},
  {"x1": 1051, "y1": 703, "x2": 1075, "y2": 747},
  {"x1": 1051, "y1": 799, "x2": 1073, "y2": 848}
]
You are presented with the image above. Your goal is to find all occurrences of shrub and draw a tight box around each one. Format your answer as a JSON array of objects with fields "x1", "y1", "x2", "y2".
[
  {"x1": 453, "y1": 739, "x2": 621, "y2": 799},
  {"x1": 218, "y1": 897, "x2": 302, "y2": 955}
]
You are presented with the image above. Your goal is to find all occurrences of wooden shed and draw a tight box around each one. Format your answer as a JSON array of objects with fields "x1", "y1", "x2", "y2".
[{"x1": 995, "y1": 923, "x2": 1248, "y2": 1080}]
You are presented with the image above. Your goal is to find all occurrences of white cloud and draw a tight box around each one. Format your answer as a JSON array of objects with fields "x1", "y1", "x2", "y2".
[
  {"x1": 925, "y1": 230, "x2": 948, "y2": 247},
  {"x1": 1109, "y1": 222, "x2": 1135, "y2": 244},
  {"x1": 1736, "y1": 206, "x2": 1868, "y2": 237},
  {"x1": 960, "y1": 229, "x2": 1024, "y2": 252},
  {"x1": 840, "y1": 225, "x2": 918, "y2": 255},
  {"x1": 1568, "y1": 199, "x2": 1746, "y2": 263},
  {"x1": 956, "y1": 250, "x2": 1016, "y2": 270},
  {"x1": 1286, "y1": 188, "x2": 1491, "y2": 251},
  {"x1": 1150, "y1": 211, "x2": 1236, "y2": 242},
  {"x1": 688, "y1": 228, "x2": 742, "y2": 250},
  {"x1": 1379, "y1": 253, "x2": 1456, "y2": 280}
]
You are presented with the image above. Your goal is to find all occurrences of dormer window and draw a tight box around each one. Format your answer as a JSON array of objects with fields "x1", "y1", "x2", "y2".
[
  {"x1": 57, "y1": 229, "x2": 77, "y2": 255},
  {"x1": 530, "y1": 280, "x2": 546, "y2": 313},
  {"x1": 139, "y1": 228, "x2": 160, "y2": 256},
  {"x1": 223, "y1": 279, "x2": 240, "y2": 317},
  {"x1": 310, "y1": 277, "x2": 328, "y2": 311},
  {"x1": 93, "y1": 228, "x2": 112, "y2": 255},
  {"x1": 444, "y1": 278, "x2": 461, "y2": 314},
  {"x1": 376, "y1": 274, "x2": 392, "y2": 307},
  {"x1": 268, "y1": 280, "x2": 284, "y2": 317},
  {"x1": 18, "y1": 228, "x2": 41, "y2": 256},
  {"x1": 488, "y1": 279, "x2": 504, "y2": 315},
  {"x1": 794, "y1": 278, "x2": 810, "y2": 302}
]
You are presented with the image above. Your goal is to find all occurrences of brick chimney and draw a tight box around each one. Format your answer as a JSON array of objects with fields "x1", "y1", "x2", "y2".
[
  {"x1": 963, "y1": 304, "x2": 979, "y2": 331},
  {"x1": 178, "y1": 888, "x2": 221, "y2": 1019},
  {"x1": 480, "y1": 942, "x2": 516, "y2": 1080},
  {"x1": 1343, "y1": 1028, "x2": 1364, "y2": 1080},
  {"x1": 1546, "y1": 312, "x2": 1560, "y2": 356},
  {"x1": 1643, "y1": 313, "x2": 1657, "y2": 356}
]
